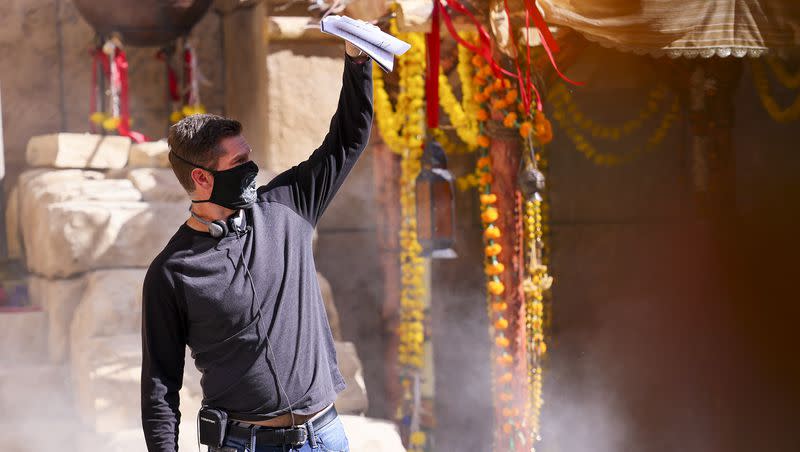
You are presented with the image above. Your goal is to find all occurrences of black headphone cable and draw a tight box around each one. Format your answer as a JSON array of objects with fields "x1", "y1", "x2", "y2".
[{"x1": 234, "y1": 226, "x2": 297, "y2": 427}]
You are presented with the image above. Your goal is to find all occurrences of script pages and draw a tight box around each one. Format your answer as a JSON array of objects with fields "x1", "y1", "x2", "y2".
[{"x1": 320, "y1": 15, "x2": 412, "y2": 72}]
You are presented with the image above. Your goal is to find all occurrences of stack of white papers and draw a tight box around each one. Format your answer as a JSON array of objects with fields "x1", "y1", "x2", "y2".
[{"x1": 320, "y1": 15, "x2": 412, "y2": 72}]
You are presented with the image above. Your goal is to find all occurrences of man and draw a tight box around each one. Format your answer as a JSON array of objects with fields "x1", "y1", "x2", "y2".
[{"x1": 141, "y1": 41, "x2": 372, "y2": 452}]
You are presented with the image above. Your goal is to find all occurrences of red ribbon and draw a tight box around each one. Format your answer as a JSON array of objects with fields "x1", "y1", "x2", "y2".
[
  {"x1": 524, "y1": 6, "x2": 541, "y2": 113},
  {"x1": 183, "y1": 46, "x2": 194, "y2": 105},
  {"x1": 114, "y1": 48, "x2": 147, "y2": 143},
  {"x1": 503, "y1": 0, "x2": 532, "y2": 114},
  {"x1": 439, "y1": 0, "x2": 516, "y2": 80},
  {"x1": 156, "y1": 50, "x2": 180, "y2": 103},
  {"x1": 438, "y1": 0, "x2": 582, "y2": 115},
  {"x1": 426, "y1": 0, "x2": 441, "y2": 129},
  {"x1": 522, "y1": 0, "x2": 583, "y2": 87}
]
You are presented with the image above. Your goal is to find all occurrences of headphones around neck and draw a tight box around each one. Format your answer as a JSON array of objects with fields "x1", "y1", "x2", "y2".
[{"x1": 189, "y1": 207, "x2": 244, "y2": 238}]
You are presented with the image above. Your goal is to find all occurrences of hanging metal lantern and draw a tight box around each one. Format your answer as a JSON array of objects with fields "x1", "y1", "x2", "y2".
[{"x1": 415, "y1": 140, "x2": 457, "y2": 258}]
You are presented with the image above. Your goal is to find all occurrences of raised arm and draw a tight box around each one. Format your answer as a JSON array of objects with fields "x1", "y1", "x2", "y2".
[
  {"x1": 141, "y1": 265, "x2": 187, "y2": 452},
  {"x1": 261, "y1": 52, "x2": 374, "y2": 226}
]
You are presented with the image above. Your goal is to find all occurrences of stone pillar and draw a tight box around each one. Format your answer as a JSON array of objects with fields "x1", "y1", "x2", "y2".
[
  {"x1": 219, "y1": 0, "x2": 270, "y2": 168},
  {"x1": 373, "y1": 140, "x2": 402, "y2": 413}
]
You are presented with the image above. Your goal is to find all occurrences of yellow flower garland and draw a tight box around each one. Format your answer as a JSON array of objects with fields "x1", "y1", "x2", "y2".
[
  {"x1": 437, "y1": 32, "x2": 481, "y2": 150},
  {"x1": 547, "y1": 83, "x2": 669, "y2": 140},
  {"x1": 373, "y1": 15, "x2": 430, "y2": 452},
  {"x1": 372, "y1": 18, "x2": 418, "y2": 153},
  {"x1": 523, "y1": 196, "x2": 550, "y2": 445},
  {"x1": 469, "y1": 54, "x2": 528, "y2": 448},
  {"x1": 766, "y1": 55, "x2": 800, "y2": 89},
  {"x1": 391, "y1": 29, "x2": 427, "y2": 372},
  {"x1": 751, "y1": 58, "x2": 800, "y2": 123},
  {"x1": 373, "y1": 68, "x2": 405, "y2": 151},
  {"x1": 550, "y1": 86, "x2": 680, "y2": 166},
  {"x1": 457, "y1": 35, "x2": 480, "y2": 119}
]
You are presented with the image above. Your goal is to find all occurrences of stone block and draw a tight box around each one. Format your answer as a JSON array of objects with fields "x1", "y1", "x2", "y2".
[
  {"x1": 125, "y1": 167, "x2": 188, "y2": 203},
  {"x1": 23, "y1": 201, "x2": 185, "y2": 278},
  {"x1": 266, "y1": 43, "x2": 343, "y2": 173},
  {"x1": 0, "y1": 309, "x2": 47, "y2": 365},
  {"x1": 18, "y1": 168, "x2": 141, "y2": 207},
  {"x1": 128, "y1": 140, "x2": 170, "y2": 168},
  {"x1": 334, "y1": 341, "x2": 368, "y2": 415},
  {"x1": 317, "y1": 147, "x2": 377, "y2": 231},
  {"x1": 69, "y1": 344, "x2": 202, "y2": 443},
  {"x1": 17, "y1": 169, "x2": 145, "y2": 277},
  {"x1": 28, "y1": 275, "x2": 87, "y2": 363},
  {"x1": 318, "y1": 272, "x2": 342, "y2": 340},
  {"x1": 70, "y1": 269, "x2": 145, "y2": 344},
  {"x1": 340, "y1": 415, "x2": 406, "y2": 452},
  {"x1": 26, "y1": 133, "x2": 131, "y2": 169},
  {"x1": 71, "y1": 334, "x2": 142, "y2": 432},
  {"x1": 316, "y1": 230, "x2": 385, "y2": 414}
]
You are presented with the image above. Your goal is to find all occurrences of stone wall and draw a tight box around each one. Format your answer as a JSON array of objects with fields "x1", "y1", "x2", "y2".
[
  {"x1": 0, "y1": 1, "x2": 401, "y2": 448},
  {"x1": 0, "y1": 132, "x2": 393, "y2": 450},
  {"x1": 265, "y1": 36, "x2": 389, "y2": 418},
  {"x1": 0, "y1": 0, "x2": 224, "y2": 190}
]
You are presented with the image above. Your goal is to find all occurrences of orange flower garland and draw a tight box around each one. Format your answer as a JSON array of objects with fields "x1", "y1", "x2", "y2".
[
  {"x1": 468, "y1": 49, "x2": 557, "y2": 452},
  {"x1": 470, "y1": 54, "x2": 525, "y2": 450}
]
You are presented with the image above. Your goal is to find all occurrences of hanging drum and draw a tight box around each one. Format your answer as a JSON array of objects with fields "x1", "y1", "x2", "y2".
[{"x1": 72, "y1": 0, "x2": 213, "y2": 47}]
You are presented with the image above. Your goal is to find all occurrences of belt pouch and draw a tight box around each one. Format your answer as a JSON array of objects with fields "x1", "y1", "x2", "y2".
[{"x1": 198, "y1": 406, "x2": 228, "y2": 447}]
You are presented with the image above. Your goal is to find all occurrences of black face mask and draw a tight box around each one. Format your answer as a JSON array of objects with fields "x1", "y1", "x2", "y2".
[{"x1": 171, "y1": 152, "x2": 259, "y2": 210}]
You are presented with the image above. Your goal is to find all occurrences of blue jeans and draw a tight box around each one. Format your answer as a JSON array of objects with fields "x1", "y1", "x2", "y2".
[{"x1": 210, "y1": 416, "x2": 350, "y2": 452}]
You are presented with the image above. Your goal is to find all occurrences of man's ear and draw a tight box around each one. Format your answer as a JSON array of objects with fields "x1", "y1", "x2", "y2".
[{"x1": 191, "y1": 168, "x2": 213, "y2": 191}]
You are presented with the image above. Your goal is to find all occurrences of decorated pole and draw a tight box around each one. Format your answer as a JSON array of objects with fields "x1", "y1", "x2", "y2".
[
  {"x1": 485, "y1": 82, "x2": 528, "y2": 452},
  {"x1": 374, "y1": 2, "x2": 569, "y2": 450}
]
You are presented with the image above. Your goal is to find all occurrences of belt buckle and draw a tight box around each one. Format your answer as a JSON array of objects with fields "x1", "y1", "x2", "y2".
[{"x1": 290, "y1": 425, "x2": 308, "y2": 448}]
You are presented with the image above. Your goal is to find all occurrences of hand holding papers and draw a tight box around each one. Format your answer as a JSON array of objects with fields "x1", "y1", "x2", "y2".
[{"x1": 320, "y1": 15, "x2": 412, "y2": 72}]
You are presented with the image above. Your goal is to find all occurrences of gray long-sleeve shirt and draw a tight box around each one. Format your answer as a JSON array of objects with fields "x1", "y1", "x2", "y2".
[{"x1": 141, "y1": 55, "x2": 373, "y2": 452}]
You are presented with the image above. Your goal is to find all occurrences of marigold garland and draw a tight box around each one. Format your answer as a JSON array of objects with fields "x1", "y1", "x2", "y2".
[
  {"x1": 467, "y1": 49, "x2": 558, "y2": 451},
  {"x1": 548, "y1": 83, "x2": 669, "y2": 140},
  {"x1": 470, "y1": 53, "x2": 535, "y2": 451},
  {"x1": 376, "y1": 15, "x2": 433, "y2": 452},
  {"x1": 751, "y1": 57, "x2": 800, "y2": 123},
  {"x1": 430, "y1": 128, "x2": 464, "y2": 156},
  {"x1": 375, "y1": 17, "x2": 560, "y2": 451},
  {"x1": 523, "y1": 194, "x2": 551, "y2": 445},
  {"x1": 550, "y1": 83, "x2": 680, "y2": 166},
  {"x1": 436, "y1": 32, "x2": 481, "y2": 150},
  {"x1": 766, "y1": 56, "x2": 800, "y2": 89},
  {"x1": 372, "y1": 18, "x2": 419, "y2": 153}
]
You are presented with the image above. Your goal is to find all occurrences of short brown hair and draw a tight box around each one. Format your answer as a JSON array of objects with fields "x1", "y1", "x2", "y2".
[{"x1": 167, "y1": 114, "x2": 243, "y2": 192}]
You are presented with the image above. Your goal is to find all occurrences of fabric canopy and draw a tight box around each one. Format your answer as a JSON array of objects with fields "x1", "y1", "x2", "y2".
[{"x1": 538, "y1": 0, "x2": 800, "y2": 57}]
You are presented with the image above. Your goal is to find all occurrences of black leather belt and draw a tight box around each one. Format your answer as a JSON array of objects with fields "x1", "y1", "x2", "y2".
[{"x1": 225, "y1": 406, "x2": 338, "y2": 448}]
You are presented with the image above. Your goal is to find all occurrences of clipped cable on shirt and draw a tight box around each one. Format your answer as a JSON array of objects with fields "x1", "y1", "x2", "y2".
[{"x1": 234, "y1": 224, "x2": 297, "y2": 428}]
